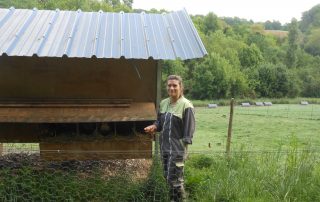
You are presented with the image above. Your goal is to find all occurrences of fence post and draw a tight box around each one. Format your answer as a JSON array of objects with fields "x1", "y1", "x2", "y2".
[{"x1": 226, "y1": 98, "x2": 234, "y2": 157}]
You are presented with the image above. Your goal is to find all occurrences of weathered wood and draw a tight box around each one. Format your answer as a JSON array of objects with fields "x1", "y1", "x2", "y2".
[
  {"x1": 0, "y1": 102, "x2": 156, "y2": 123},
  {"x1": 0, "y1": 57, "x2": 157, "y2": 102},
  {"x1": 226, "y1": 98, "x2": 234, "y2": 156}
]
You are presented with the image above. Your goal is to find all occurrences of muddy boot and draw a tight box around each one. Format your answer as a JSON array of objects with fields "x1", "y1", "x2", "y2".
[
  {"x1": 179, "y1": 185, "x2": 187, "y2": 202},
  {"x1": 171, "y1": 185, "x2": 187, "y2": 202}
]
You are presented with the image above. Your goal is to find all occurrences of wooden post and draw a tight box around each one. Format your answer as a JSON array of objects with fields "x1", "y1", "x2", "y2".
[
  {"x1": 226, "y1": 98, "x2": 234, "y2": 157},
  {"x1": 156, "y1": 61, "x2": 162, "y2": 111},
  {"x1": 154, "y1": 61, "x2": 162, "y2": 162},
  {"x1": 0, "y1": 143, "x2": 3, "y2": 156}
]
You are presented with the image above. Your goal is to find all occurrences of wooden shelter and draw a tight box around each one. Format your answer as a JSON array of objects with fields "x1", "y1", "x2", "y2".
[{"x1": 0, "y1": 8, "x2": 207, "y2": 159}]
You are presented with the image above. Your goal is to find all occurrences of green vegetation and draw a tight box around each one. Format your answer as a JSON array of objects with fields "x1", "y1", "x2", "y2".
[
  {"x1": 1, "y1": 0, "x2": 320, "y2": 99},
  {"x1": 0, "y1": 159, "x2": 169, "y2": 201},
  {"x1": 0, "y1": 168, "x2": 139, "y2": 201},
  {"x1": 185, "y1": 148, "x2": 320, "y2": 201},
  {"x1": 1, "y1": 149, "x2": 319, "y2": 201}
]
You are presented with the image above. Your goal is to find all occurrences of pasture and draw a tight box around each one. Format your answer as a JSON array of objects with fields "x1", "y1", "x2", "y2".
[
  {"x1": 192, "y1": 104, "x2": 320, "y2": 152},
  {"x1": 184, "y1": 104, "x2": 320, "y2": 201}
]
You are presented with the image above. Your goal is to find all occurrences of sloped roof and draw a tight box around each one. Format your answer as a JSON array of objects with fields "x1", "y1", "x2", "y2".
[{"x1": 0, "y1": 7, "x2": 207, "y2": 60}]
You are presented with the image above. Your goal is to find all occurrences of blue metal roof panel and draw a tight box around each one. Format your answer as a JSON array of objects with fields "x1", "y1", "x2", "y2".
[{"x1": 0, "y1": 8, "x2": 207, "y2": 60}]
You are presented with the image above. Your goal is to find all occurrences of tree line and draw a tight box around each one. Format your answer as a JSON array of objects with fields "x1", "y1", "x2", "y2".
[{"x1": 1, "y1": 0, "x2": 319, "y2": 99}]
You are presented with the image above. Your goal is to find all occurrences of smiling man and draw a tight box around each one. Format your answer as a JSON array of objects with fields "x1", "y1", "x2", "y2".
[{"x1": 145, "y1": 75, "x2": 195, "y2": 201}]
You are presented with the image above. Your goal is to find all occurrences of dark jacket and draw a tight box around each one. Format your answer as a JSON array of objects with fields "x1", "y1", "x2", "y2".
[{"x1": 154, "y1": 96, "x2": 195, "y2": 157}]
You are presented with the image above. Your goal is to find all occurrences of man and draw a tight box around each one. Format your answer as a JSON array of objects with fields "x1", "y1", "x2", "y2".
[{"x1": 144, "y1": 75, "x2": 195, "y2": 201}]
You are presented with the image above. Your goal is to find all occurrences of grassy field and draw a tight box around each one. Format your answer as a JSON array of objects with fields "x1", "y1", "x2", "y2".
[
  {"x1": 185, "y1": 105, "x2": 320, "y2": 201},
  {"x1": 1, "y1": 104, "x2": 320, "y2": 201},
  {"x1": 192, "y1": 104, "x2": 320, "y2": 152},
  {"x1": 192, "y1": 97, "x2": 320, "y2": 107}
]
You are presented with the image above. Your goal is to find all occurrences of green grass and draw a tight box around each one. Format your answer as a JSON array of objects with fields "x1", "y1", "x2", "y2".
[
  {"x1": 185, "y1": 147, "x2": 320, "y2": 202},
  {"x1": 192, "y1": 97, "x2": 320, "y2": 107},
  {"x1": 192, "y1": 104, "x2": 320, "y2": 152},
  {"x1": 185, "y1": 104, "x2": 320, "y2": 201}
]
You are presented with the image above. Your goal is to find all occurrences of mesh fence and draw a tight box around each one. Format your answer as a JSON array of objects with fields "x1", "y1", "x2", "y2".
[
  {"x1": 0, "y1": 104, "x2": 319, "y2": 201},
  {"x1": 0, "y1": 144, "x2": 320, "y2": 201},
  {"x1": 235, "y1": 104, "x2": 320, "y2": 120},
  {"x1": 0, "y1": 145, "x2": 161, "y2": 202}
]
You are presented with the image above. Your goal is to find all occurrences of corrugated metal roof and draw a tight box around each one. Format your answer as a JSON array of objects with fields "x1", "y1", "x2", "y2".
[{"x1": 0, "y1": 7, "x2": 207, "y2": 60}]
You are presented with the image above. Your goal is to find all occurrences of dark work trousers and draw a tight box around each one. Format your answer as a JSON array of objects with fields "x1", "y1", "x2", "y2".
[{"x1": 161, "y1": 145, "x2": 188, "y2": 202}]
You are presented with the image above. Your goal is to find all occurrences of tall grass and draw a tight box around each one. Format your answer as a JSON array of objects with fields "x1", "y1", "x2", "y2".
[{"x1": 185, "y1": 141, "x2": 320, "y2": 201}]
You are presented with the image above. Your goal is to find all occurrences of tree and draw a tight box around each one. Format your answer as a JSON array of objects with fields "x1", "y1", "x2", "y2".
[
  {"x1": 300, "y1": 4, "x2": 320, "y2": 32},
  {"x1": 203, "y1": 12, "x2": 222, "y2": 34},
  {"x1": 246, "y1": 30, "x2": 283, "y2": 64},
  {"x1": 0, "y1": 0, "x2": 39, "y2": 8},
  {"x1": 285, "y1": 18, "x2": 300, "y2": 68},
  {"x1": 239, "y1": 44, "x2": 264, "y2": 69},
  {"x1": 205, "y1": 30, "x2": 246, "y2": 58},
  {"x1": 298, "y1": 67, "x2": 320, "y2": 97},
  {"x1": 264, "y1": 20, "x2": 282, "y2": 30},
  {"x1": 227, "y1": 68, "x2": 249, "y2": 98},
  {"x1": 122, "y1": 0, "x2": 133, "y2": 8},
  {"x1": 191, "y1": 53, "x2": 229, "y2": 99},
  {"x1": 304, "y1": 28, "x2": 320, "y2": 56},
  {"x1": 254, "y1": 63, "x2": 298, "y2": 97},
  {"x1": 0, "y1": 0, "x2": 130, "y2": 12}
]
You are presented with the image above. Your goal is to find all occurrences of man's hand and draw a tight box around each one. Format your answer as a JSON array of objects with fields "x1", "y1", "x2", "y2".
[{"x1": 144, "y1": 124, "x2": 157, "y2": 134}]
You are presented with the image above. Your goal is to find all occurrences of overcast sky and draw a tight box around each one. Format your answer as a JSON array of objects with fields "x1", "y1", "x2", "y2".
[{"x1": 132, "y1": 0, "x2": 319, "y2": 24}]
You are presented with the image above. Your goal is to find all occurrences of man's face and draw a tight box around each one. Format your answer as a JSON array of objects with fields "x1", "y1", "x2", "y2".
[{"x1": 167, "y1": 79, "x2": 181, "y2": 100}]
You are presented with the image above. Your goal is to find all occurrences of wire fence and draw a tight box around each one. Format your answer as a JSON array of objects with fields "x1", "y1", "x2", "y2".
[
  {"x1": 0, "y1": 104, "x2": 319, "y2": 201},
  {"x1": 0, "y1": 143, "x2": 320, "y2": 201},
  {"x1": 235, "y1": 104, "x2": 320, "y2": 120}
]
